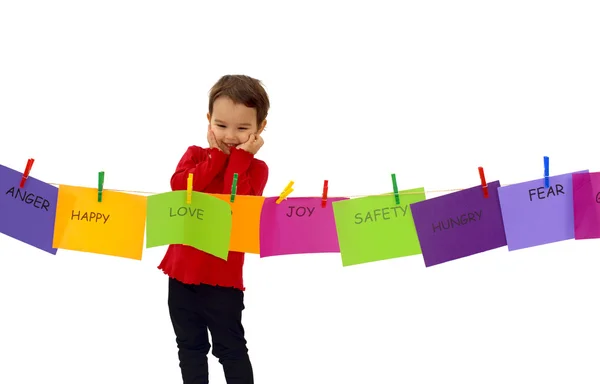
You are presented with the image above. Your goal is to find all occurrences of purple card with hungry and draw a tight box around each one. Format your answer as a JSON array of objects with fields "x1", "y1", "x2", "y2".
[
  {"x1": 259, "y1": 196, "x2": 348, "y2": 257},
  {"x1": 572, "y1": 172, "x2": 600, "y2": 239},
  {"x1": 497, "y1": 170, "x2": 588, "y2": 251},
  {"x1": 410, "y1": 181, "x2": 507, "y2": 267},
  {"x1": 0, "y1": 163, "x2": 59, "y2": 254}
]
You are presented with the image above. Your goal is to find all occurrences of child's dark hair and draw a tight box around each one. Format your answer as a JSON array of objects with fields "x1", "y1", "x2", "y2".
[{"x1": 208, "y1": 75, "x2": 270, "y2": 126}]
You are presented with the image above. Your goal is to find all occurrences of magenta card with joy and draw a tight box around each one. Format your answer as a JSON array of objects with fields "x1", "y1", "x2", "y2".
[{"x1": 259, "y1": 196, "x2": 348, "y2": 257}]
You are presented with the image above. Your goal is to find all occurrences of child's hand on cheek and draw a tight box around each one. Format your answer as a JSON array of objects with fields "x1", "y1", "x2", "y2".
[
  {"x1": 207, "y1": 126, "x2": 230, "y2": 154},
  {"x1": 237, "y1": 134, "x2": 264, "y2": 155}
]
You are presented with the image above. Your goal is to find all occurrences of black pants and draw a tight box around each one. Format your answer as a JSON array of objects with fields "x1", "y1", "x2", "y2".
[{"x1": 168, "y1": 278, "x2": 253, "y2": 384}]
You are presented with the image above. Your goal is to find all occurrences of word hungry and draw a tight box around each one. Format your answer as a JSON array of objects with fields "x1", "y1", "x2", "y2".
[
  {"x1": 432, "y1": 210, "x2": 482, "y2": 233},
  {"x1": 71, "y1": 210, "x2": 110, "y2": 224},
  {"x1": 285, "y1": 206, "x2": 315, "y2": 218},
  {"x1": 354, "y1": 205, "x2": 408, "y2": 224},
  {"x1": 528, "y1": 184, "x2": 564, "y2": 202},
  {"x1": 5, "y1": 187, "x2": 51, "y2": 211},
  {"x1": 170, "y1": 206, "x2": 204, "y2": 220}
]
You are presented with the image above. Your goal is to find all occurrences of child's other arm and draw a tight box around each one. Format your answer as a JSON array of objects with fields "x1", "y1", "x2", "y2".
[
  {"x1": 222, "y1": 147, "x2": 268, "y2": 196},
  {"x1": 170, "y1": 146, "x2": 228, "y2": 191}
]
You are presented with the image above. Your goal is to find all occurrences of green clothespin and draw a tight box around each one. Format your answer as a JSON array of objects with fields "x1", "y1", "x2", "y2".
[
  {"x1": 98, "y1": 171, "x2": 105, "y2": 202},
  {"x1": 391, "y1": 173, "x2": 400, "y2": 205},
  {"x1": 230, "y1": 173, "x2": 238, "y2": 203}
]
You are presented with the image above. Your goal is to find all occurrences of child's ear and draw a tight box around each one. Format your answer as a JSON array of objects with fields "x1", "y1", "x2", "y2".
[
  {"x1": 258, "y1": 119, "x2": 267, "y2": 134},
  {"x1": 206, "y1": 112, "x2": 211, "y2": 122}
]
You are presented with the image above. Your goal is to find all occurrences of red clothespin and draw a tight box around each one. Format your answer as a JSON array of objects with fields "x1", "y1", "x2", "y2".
[
  {"x1": 478, "y1": 166, "x2": 489, "y2": 198},
  {"x1": 321, "y1": 180, "x2": 328, "y2": 208},
  {"x1": 19, "y1": 158, "x2": 35, "y2": 188}
]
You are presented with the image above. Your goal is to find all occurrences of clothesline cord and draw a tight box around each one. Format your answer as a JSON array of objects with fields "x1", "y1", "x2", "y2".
[{"x1": 44, "y1": 182, "x2": 514, "y2": 198}]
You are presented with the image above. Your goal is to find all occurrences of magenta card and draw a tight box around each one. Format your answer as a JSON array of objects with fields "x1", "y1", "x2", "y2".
[
  {"x1": 572, "y1": 172, "x2": 600, "y2": 239},
  {"x1": 259, "y1": 196, "x2": 348, "y2": 257}
]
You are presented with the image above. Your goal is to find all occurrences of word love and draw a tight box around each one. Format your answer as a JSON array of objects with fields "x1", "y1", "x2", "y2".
[
  {"x1": 528, "y1": 184, "x2": 564, "y2": 201},
  {"x1": 285, "y1": 205, "x2": 315, "y2": 218},
  {"x1": 354, "y1": 205, "x2": 408, "y2": 224},
  {"x1": 71, "y1": 210, "x2": 110, "y2": 224},
  {"x1": 5, "y1": 187, "x2": 51, "y2": 211},
  {"x1": 170, "y1": 206, "x2": 204, "y2": 220},
  {"x1": 432, "y1": 210, "x2": 482, "y2": 233}
]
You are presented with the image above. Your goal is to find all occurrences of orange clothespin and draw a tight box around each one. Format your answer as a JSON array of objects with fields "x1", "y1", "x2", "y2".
[
  {"x1": 19, "y1": 158, "x2": 35, "y2": 188},
  {"x1": 186, "y1": 173, "x2": 194, "y2": 204},
  {"x1": 478, "y1": 166, "x2": 489, "y2": 198},
  {"x1": 321, "y1": 180, "x2": 328, "y2": 208},
  {"x1": 275, "y1": 181, "x2": 294, "y2": 204}
]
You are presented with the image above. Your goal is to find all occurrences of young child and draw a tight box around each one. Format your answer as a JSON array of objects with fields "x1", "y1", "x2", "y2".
[{"x1": 158, "y1": 74, "x2": 270, "y2": 384}]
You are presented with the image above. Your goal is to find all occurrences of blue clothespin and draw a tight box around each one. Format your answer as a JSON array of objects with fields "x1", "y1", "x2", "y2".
[{"x1": 544, "y1": 156, "x2": 549, "y2": 188}]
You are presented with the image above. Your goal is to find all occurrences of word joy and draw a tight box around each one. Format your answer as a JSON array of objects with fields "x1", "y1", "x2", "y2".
[
  {"x1": 285, "y1": 205, "x2": 315, "y2": 218},
  {"x1": 528, "y1": 184, "x2": 564, "y2": 201},
  {"x1": 5, "y1": 187, "x2": 51, "y2": 211},
  {"x1": 170, "y1": 206, "x2": 204, "y2": 220},
  {"x1": 354, "y1": 205, "x2": 408, "y2": 224},
  {"x1": 71, "y1": 210, "x2": 110, "y2": 224}
]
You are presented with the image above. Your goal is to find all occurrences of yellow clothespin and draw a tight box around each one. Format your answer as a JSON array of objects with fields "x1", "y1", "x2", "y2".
[
  {"x1": 186, "y1": 173, "x2": 193, "y2": 204},
  {"x1": 275, "y1": 181, "x2": 294, "y2": 204}
]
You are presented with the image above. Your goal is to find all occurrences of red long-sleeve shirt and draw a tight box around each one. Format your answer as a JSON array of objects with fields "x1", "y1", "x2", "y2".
[{"x1": 157, "y1": 145, "x2": 269, "y2": 291}]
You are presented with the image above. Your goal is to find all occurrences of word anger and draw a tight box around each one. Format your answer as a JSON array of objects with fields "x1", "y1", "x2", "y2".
[
  {"x1": 354, "y1": 205, "x2": 408, "y2": 224},
  {"x1": 170, "y1": 206, "x2": 204, "y2": 220},
  {"x1": 5, "y1": 187, "x2": 51, "y2": 211},
  {"x1": 528, "y1": 184, "x2": 564, "y2": 201},
  {"x1": 71, "y1": 210, "x2": 110, "y2": 224},
  {"x1": 432, "y1": 210, "x2": 482, "y2": 233},
  {"x1": 285, "y1": 205, "x2": 315, "y2": 218}
]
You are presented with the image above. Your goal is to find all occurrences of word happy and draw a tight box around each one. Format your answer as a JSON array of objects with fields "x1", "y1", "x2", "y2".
[
  {"x1": 528, "y1": 184, "x2": 564, "y2": 201},
  {"x1": 71, "y1": 210, "x2": 110, "y2": 224},
  {"x1": 285, "y1": 206, "x2": 315, "y2": 218},
  {"x1": 354, "y1": 205, "x2": 408, "y2": 224},
  {"x1": 432, "y1": 210, "x2": 482, "y2": 233},
  {"x1": 5, "y1": 187, "x2": 51, "y2": 211},
  {"x1": 170, "y1": 206, "x2": 204, "y2": 220}
]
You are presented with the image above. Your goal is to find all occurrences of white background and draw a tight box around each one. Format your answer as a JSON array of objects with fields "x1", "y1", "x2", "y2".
[{"x1": 1, "y1": 1, "x2": 600, "y2": 383}]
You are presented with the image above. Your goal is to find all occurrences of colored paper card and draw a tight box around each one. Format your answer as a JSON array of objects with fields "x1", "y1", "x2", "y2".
[
  {"x1": 572, "y1": 172, "x2": 600, "y2": 239},
  {"x1": 332, "y1": 188, "x2": 425, "y2": 266},
  {"x1": 0, "y1": 163, "x2": 60, "y2": 254},
  {"x1": 146, "y1": 191, "x2": 232, "y2": 260},
  {"x1": 410, "y1": 181, "x2": 507, "y2": 267},
  {"x1": 53, "y1": 185, "x2": 147, "y2": 260},
  {"x1": 497, "y1": 170, "x2": 588, "y2": 251},
  {"x1": 210, "y1": 194, "x2": 265, "y2": 254},
  {"x1": 259, "y1": 196, "x2": 349, "y2": 257}
]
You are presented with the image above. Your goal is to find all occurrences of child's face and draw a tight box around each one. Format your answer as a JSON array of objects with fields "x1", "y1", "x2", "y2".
[{"x1": 207, "y1": 96, "x2": 265, "y2": 153}]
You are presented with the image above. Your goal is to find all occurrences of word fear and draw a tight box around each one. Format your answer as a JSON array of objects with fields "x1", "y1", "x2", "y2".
[
  {"x1": 5, "y1": 187, "x2": 51, "y2": 211},
  {"x1": 354, "y1": 206, "x2": 408, "y2": 224},
  {"x1": 528, "y1": 184, "x2": 564, "y2": 201},
  {"x1": 170, "y1": 206, "x2": 204, "y2": 220},
  {"x1": 71, "y1": 210, "x2": 110, "y2": 224},
  {"x1": 432, "y1": 210, "x2": 482, "y2": 233},
  {"x1": 285, "y1": 206, "x2": 315, "y2": 218}
]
